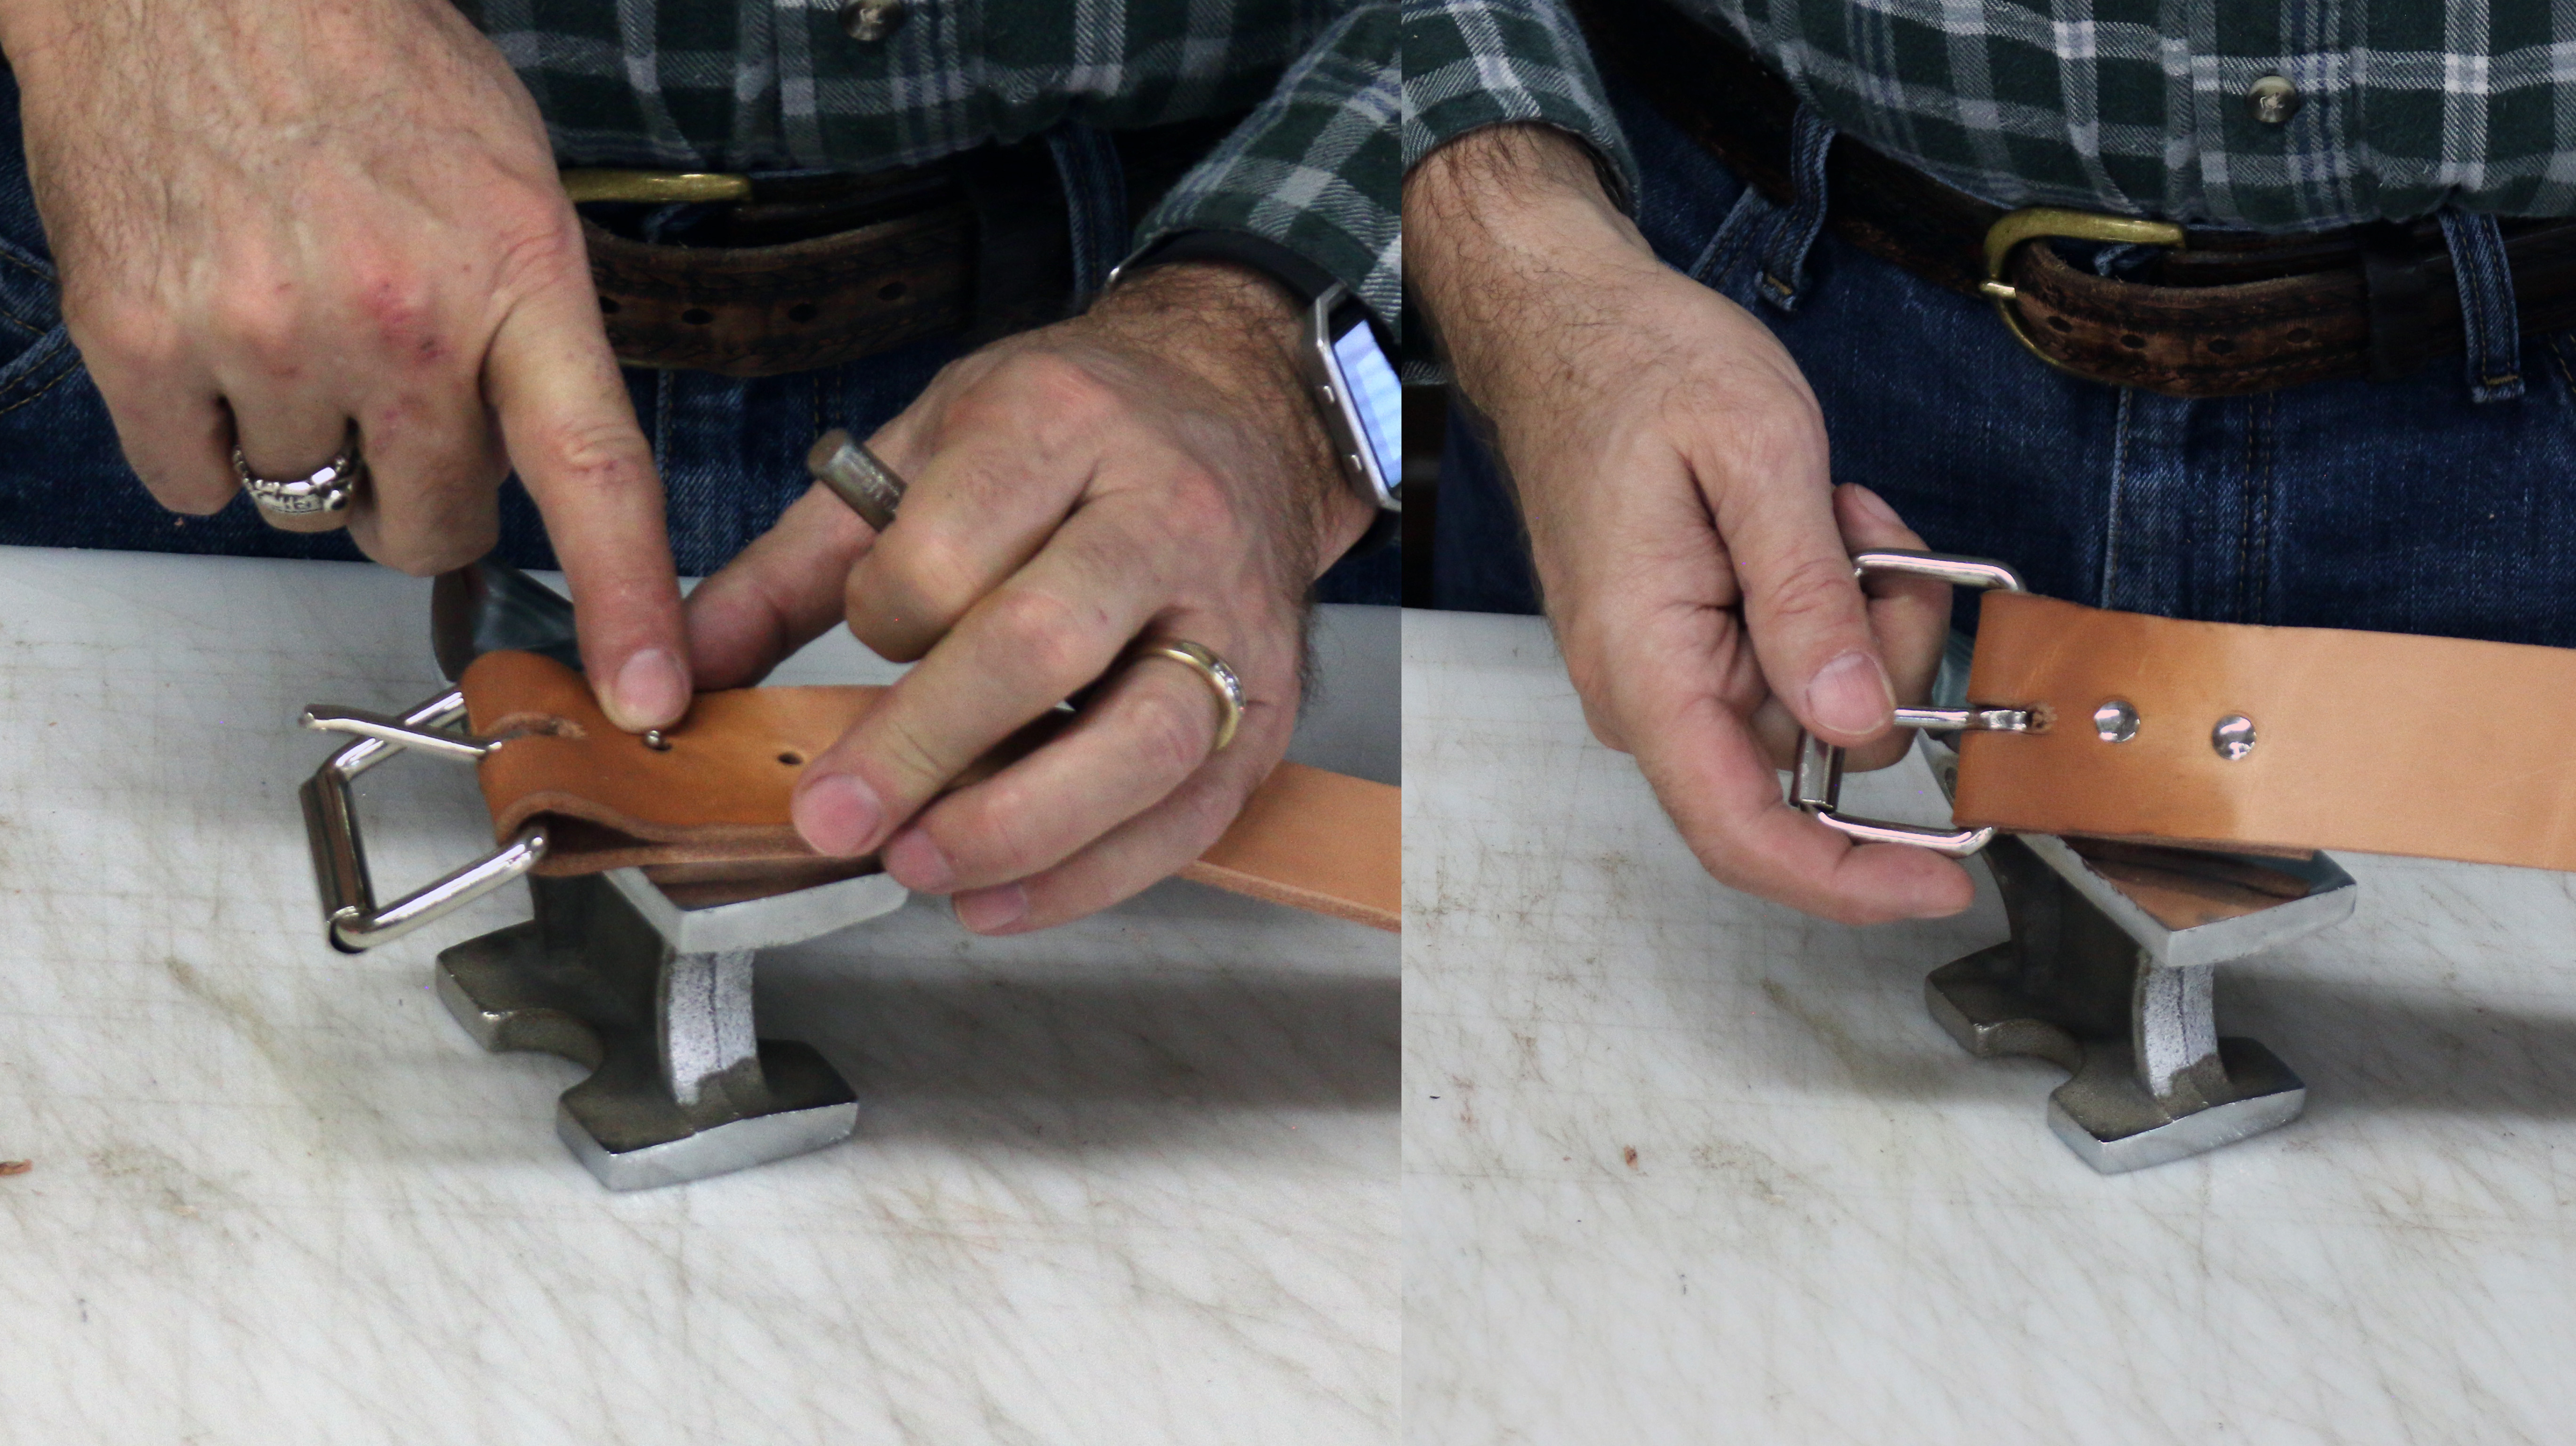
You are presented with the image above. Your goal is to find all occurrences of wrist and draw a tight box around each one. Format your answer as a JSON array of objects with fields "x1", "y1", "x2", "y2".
[
  {"x1": 1406, "y1": 125, "x2": 1660, "y2": 411},
  {"x1": 1087, "y1": 261, "x2": 1368, "y2": 563}
]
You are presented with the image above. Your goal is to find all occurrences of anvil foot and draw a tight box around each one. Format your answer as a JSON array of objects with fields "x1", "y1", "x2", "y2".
[
  {"x1": 1925, "y1": 829, "x2": 2347, "y2": 1174},
  {"x1": 435, "y1": 871, "x2": 881, "y2": 1190},
  {"x1": 1929, "y1": 943, "x2": 2304, "y2": 1174}
]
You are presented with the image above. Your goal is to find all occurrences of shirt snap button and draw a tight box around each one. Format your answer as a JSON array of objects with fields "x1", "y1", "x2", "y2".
[
  {"x1": 840, "y1": 0, "x2": 908, "y2": 43},
  {"x1": 2248, "y1": 75, "x2": 2302, "y2": 126}
]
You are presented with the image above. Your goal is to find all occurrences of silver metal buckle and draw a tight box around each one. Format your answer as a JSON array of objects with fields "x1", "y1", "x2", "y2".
[
  {"x1": 299, "y1": 688, "x2": 548, "y2": 954},
  {"x1": 1789, "y1": 550, "x2": 2031, "y2": 858}
]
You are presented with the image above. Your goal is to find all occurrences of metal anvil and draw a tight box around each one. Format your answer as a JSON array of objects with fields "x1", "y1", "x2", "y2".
[
  {"x1": 1916, "y1": 739, "x2": 2357, "y2": 1172},
  {"x1": 300, "y1": 561, "x2": 899, "y2": 1189}
]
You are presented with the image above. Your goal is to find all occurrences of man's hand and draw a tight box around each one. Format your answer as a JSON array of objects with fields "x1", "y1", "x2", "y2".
[
  {"x1": 684, "y1": 262, "x2": 1376, "y2": 933},
  {"x1": 0, "y1": 0, "x2": 690, "y2": 730},
  {"x1": 1407, "y1": 124, "x2": 1970, "y2": 925}
]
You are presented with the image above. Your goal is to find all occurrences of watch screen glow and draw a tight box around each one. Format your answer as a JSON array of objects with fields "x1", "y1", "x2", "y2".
[{"x1": 1333, "y1": 323, "x2": 1404, "y2": 489}]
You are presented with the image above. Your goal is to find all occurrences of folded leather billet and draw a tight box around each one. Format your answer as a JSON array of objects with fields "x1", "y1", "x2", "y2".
[{"x1": 458, "y1": 650, "x2": 1400, "y2": 931}]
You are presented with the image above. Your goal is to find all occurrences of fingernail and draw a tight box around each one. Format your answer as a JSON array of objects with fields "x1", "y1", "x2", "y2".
[
  {"x1": 954, "y1": 883, "x2": 1029, "y2": 934},
  {"x1": 1807, "y1": 650, "x2": 1893, "y2": 738},
  {"x1": 882, "y1": 827, "x2": 955, "y2": 893},
  {"x1": 793, "y1": 773, "x2": 884, "y2": 857},
  {"x1": 1844, "y1": 484, "x2": 1902, "y2": 529},
  {"x1": 609, "y1": 649, "x2": 689, "y2": 731}
]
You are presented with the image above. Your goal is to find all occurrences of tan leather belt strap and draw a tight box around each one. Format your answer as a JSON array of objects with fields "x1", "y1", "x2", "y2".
[
  {"x1": 459, "y1": 651, "x2": 1400, "y2": 931},
  {"x1": 1953, "y1": 593, "x2": 2576, "y2": 871}
]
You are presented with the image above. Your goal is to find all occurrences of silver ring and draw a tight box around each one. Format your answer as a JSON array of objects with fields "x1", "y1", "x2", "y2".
[
  {"x1": 1134, "y1": 639, "x2": 1245, "y2": 752},
  {"x1": 235, "y1": 430, "x2": 365, "y2": 519}
]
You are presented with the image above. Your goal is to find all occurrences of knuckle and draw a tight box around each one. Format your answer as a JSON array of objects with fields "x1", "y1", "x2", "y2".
[
  {"x1": 208, "y1": 293, "x2": 305, "y2": 374},
  {"x1": 1721, "y1": 395, "x2": 1827, "y2": 479},
  {"x1": 872, "y1": 530, "x2": 982, "y2": 621},
  {"x1": 529, "y1": 413, "x2": 651, "y2": 495},
  {"x1": 488, "y1": 211, "x2": 587, "y2": 294},
  {"x1": 1126, "y1": 682, "x2": 1215, "y2": 780},
  {"x1": 870, "y1": 712, "x2": 957, "y2": 793},
  {"x1": 979, "y1": 587, "x2": 1101, "y2": 689},
  {"x1": 70, "y1": 298, "x2": 181, "y2": 374},
  {"x1": 1761, "y1": 552, "x2": 1867, "y2": 635},
  {"x1": 940, "y1": 788, "x2": 1054, "y2": 876}
]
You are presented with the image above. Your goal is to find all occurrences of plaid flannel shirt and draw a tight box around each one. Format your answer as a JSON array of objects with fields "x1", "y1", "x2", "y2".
[
  {"x1": 1401, "y1": 0, "x2": 2576, "y2": 232},
  {"x1": 459, "y1": 0, "x2": 1399, "y2": 324}
]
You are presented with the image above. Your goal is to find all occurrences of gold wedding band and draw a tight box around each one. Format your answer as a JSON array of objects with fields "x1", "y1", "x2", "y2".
[{"x1": 1135, "y1": 639, "x2": 1245, "y2": 752}]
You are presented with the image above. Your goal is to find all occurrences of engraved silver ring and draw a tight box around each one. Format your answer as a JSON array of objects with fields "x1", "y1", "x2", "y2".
[{"x1": 235, "y1": 428, "x2": 365, "y2": 525}]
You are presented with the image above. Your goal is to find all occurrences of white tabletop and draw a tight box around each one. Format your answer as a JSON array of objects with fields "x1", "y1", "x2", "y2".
[
  {"x1": 0, "y1": 547, "x2": 1395, "y2": 1446},
  {"x1": 1403, "y1": 608, "x2": 2576, "y2": 1446}
]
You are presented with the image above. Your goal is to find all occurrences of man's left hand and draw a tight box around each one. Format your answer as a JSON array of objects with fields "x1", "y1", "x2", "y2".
[{"x1": 684, "y1": 261, "x2": 1375, "y2": 933}]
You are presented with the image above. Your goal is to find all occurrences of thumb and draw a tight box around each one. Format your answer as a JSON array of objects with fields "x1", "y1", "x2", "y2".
[{"x1": 1706, "y1": 421, "x2": 1891, "y2": 748}]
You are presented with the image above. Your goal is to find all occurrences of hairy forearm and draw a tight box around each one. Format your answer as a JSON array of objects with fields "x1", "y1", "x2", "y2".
[{"x1": 1402, "y1": 123, "x2": 1657, "y2": 397}]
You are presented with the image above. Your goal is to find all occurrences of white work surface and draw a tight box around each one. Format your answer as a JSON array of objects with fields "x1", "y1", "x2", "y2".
[
  {"x1": 0, "y1": 547, "x2": 1396, "y2": 1446},
  {"x1": 1404, "y1": 610, "x2": 2576, "y2": 1446}
]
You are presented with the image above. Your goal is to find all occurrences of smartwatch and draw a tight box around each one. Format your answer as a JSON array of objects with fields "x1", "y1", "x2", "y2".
[{"x1": 1116, "y1": 231, "x2": 1404, "y2": 543}]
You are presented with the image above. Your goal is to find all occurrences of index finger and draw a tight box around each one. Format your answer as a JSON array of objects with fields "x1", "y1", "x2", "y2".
[{"x1": 483, "y1": 277, "x2": 690, "y2": 731}]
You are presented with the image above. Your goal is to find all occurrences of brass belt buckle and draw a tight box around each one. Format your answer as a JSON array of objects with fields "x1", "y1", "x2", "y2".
[
  {"x1": 559, "y1": 169, "x2": 753, "y2": 206},
  {"x1": 1788, "y1": 551, "x2": 2032, "y2": 857},
  {"x1": 1979, "y1": 207, "x2": 2188, "y2": 372}
]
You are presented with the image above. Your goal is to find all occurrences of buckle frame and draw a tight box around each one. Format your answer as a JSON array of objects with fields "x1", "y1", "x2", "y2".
[
  {"x1": 1980, "y1": 207, "x2": 2188, "y2": 372},
  {"x1": 299, "y1": 688, "x2": 547, "y2": 954},
  {"x1": 559, "y1": 169, "x2": 753, "y2": 206},
  {"x1": 1789, "y1": 551, "x2": 2031, "y2": 858}
]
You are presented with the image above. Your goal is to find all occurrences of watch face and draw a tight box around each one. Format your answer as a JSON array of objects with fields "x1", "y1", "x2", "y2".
[{"x1": 1330, "y1": 318, "x2": 1404, "y2": 496}]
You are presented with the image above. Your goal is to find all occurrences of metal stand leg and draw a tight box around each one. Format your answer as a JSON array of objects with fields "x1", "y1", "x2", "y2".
[
  {"x1": 435, "y1": 868, "x2": 907, "y2": 1190},
  {"x1": 1928, "y1": 832, "x2": 2356, "y2": 1173}
]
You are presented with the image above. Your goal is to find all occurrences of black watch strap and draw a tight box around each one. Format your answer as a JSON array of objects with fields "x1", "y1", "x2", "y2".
[{"x1": 1120, "y1": 228, "x2": 1344, "y2": 306}]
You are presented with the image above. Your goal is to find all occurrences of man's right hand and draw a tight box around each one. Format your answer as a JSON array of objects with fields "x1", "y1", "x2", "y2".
[
  {"x1": 0, "y1": 0, "x2": 690, "y2": 731},
  {"x1": 1405, "y1": 123, "x2": 1972, "y2": 924}
]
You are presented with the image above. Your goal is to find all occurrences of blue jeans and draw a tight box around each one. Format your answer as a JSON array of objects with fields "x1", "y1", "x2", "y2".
[
  {"x1": 0, "y1": 68, "x2": 1393, "y2": 604},
  {"x1": 1435, "y1": 75, "x2": 2576, "y2": 648}
]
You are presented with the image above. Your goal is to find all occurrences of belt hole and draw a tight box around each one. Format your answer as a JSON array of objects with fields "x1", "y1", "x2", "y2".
[
  {"x1": 597, "y1": 296, "x2": 621, "y2": 315},
  {"x1": 2046, "y1": 315, "x2": 2072, "y2": 333},
  {"x1": 2119, "y1": 333, "x2": 2146, "y2": 350},
  {"x1": 680, "y1": 307, "x2": 714, "y2": 326},
  {"x1": 2208, "y1": 337, "x2": 2236, "y2": 354},
  {"x1": 2287, "y1": 326, "x2": 2314, "y2": 344},
  {"x1": 877, "y1": 281, "x2": 908, "y2": 302},
  {"x1": 776, "y1": 750, "x2": 805, "y2": 767},
  {"x1": 787, "y1": 302, "x2": 819, "y2": 323}
]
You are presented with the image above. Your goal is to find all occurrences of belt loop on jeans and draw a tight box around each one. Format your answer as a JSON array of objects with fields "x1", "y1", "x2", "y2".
[
  {"x1": 1756, "y1": 106, "x2": 1836, "y2": 313},
  {"x1": 2437, "y1": 208, "x2": 2526, "y2": 402},
  {"x1": 1045, "y1": 122, "x2": 1131, "y2": 306}
]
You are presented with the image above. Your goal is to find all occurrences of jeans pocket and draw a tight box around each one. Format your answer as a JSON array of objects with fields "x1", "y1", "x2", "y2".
[{"x1": 0, "y1": 230, "x2": 72, "y2": 417}]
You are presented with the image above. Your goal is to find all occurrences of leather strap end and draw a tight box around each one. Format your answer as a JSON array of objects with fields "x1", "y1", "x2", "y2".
[{"x1": 1952, "y1": 593, "x2": 2576, "y2": 873}]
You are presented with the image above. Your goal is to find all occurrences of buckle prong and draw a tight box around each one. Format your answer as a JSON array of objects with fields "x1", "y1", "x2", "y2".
[{"x1": 1790, "y1": 550, "x2": 2031, "y2": 858}]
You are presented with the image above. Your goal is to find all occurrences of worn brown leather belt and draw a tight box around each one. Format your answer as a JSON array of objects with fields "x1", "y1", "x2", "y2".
[
  {"x1": 570, "y1": 117, "x2": 1235, "y2": 377},
  {"x1": 459, "y1": 650, "x2": 1401, "y2": 931},
  {"x1": 1572, "y1": 0, "x2": 2576, "y2": 397}
]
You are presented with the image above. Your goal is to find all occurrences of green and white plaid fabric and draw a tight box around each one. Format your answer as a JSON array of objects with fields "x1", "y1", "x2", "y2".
[
  {"x1": 1401, "y1": 0, "x2": 2576, "y2": 231},
  {"x1": 457, "y1": 0, "x2": 1398, "y2": 322}
]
